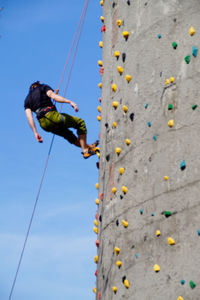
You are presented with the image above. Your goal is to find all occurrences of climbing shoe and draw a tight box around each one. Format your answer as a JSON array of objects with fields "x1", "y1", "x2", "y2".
[
  {"x1": 83, "y1": 149, "x2": 96, "y2": 159},
  {"x1": 89, "y1": 140, "x2": 99, "y2": 152}
]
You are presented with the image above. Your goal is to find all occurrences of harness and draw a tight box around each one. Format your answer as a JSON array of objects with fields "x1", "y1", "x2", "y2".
[{"x1": 36, "y1": 105, "x2": 56, "y2": 120}]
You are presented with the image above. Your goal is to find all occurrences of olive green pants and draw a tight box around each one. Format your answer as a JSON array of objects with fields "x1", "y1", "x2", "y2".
[{"x1": 39, "y1": 111, "x2": 87, "y2": 144}]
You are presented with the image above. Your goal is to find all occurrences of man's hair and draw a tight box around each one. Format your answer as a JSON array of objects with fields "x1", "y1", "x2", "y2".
[{"x1": 29, "y1": 81, "x2": 40, "y2": 91}]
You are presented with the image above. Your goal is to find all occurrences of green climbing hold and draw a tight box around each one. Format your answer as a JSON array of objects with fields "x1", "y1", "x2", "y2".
[
  {"x1": 168, "y1": 104, "x2": 173, "y2": 110},
  {"x1": 189, "y1": 281, "x2": 196, "y2": 289},
  {"x1": 164, "y1": 211, "x2": 172, "y2": 217},
  {"x1": 192, "y1": 104, "x2": 198, "y2": 110},
  {"x1": 172, "y1": 42, "x2": 178, "y2": 49},
  {"x1": 185, "y1": 55, "x2": 191, "y2": 64}
]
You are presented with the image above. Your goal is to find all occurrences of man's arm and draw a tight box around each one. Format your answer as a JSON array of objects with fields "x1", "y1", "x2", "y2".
[
  {"x1": 46, "y1": 90, "x2": 79, "y2": 112},
  {"x1": 25, "y1": 108, "x2": 43, "y2": 143}
]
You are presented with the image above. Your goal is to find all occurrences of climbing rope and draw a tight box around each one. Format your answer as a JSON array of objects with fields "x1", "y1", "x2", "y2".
[{"x1": 8, "y1": 1, "x2": 90, "y2": 299}]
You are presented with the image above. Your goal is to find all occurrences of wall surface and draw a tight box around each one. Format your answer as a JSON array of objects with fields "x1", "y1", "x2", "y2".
[{"x1": 95, "y1": 0, "x2": 200, "y2": 299}]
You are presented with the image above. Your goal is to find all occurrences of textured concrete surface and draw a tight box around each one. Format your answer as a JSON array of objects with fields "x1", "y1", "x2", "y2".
[{"x1": 95, "y1": 0, "x2": 200, "y2": 299}]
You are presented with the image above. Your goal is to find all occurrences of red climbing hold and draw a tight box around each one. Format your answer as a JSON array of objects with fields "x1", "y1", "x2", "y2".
[
  {"x1": 99, "y1": 67, "x2": 104, "y2": 75},
  {"x1": 100, "y1": 193, "x2": 103, "y2": 200},
  {"x1": 101, "y1": 25, "x2": 106, "y2": 32},
  {"x1": 96, "y1": 240, "x2": 99, "y2": 247},
  {"x1": 99, "y1": 97, "x2": 102, "y2": 103},
  {"x1": 98, "y1": 291, "x2": 101, "y2": 299},
  {"x1": 95, "y1": 213, "x2": 98, "y2": 220}
]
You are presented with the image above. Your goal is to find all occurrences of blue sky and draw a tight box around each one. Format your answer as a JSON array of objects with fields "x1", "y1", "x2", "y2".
[{"x1": 0, "y1": 1, "x2": 102, "y2": 299}]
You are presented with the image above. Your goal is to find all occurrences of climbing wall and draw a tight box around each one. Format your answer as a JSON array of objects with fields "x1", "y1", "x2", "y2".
[{"x1": 93, "y1": 0, "x2": 200, "y2": 299}]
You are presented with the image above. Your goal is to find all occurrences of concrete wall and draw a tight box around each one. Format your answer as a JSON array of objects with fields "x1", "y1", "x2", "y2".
[{"x1": 95, "y1": 0, "x2": 200, "y2": 299}]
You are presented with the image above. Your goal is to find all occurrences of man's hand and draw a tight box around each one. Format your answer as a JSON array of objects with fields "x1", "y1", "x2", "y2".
[
  {"x1": 35, "y1": 132, "x2": 43, "y2": 143},
  {"x1": 70, "y1": 101, "x2": 79, "y2": 112}
]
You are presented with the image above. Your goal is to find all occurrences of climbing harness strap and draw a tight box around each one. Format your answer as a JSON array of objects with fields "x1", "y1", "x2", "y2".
[{"x1": 36, "y1": 106, "x2": 56, "y2": 120}]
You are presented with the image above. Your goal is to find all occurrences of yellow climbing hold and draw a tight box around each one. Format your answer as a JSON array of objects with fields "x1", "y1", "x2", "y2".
[
  {"x1": 177, "y1": 297, "x2": 184, "y2": 300},
  {"x1": 124, "y1": 279, "x2": 130, "y2": 289},
  {"x1": 93, "y1": 287, "x2": 97, "y2": 294},
  {"x1": 122, "y1": 186, "x2": 128, "y2": 194},
  {"x1": 116, "y1": 260, "x2": 122, "y2": 268},
  {"x1": 123, "y1": 31, "x2": 130, "y2": 39},
  {"x1": 170, "y1": 77, "x2": 175, "y2": 83},
  {"x1": 97, "y1": 115, "x2": 101, "y2": 121},
  {"x1": 114, "y1": 50, "x2": 120, "y2": 58},
  {"x1": 164, "y1": 176, "x2": 168, "y2": 181},
  {"x1": 116, "y1": 19, "x2": 122, "y2": 27},
  {"x1": 165, "y1": 79, "x2": 170, "y2": 85},
  {"x1": 112, "y1": 187, "x2": 117, "y2": 194},
  {"x1": 95, "y1": 198, "x2": 100, "y2": 205},
  {"x1": 119, "y1": 167, "x2": 124, "y2": 175},
  {"x1": 100, "y1": 16, "x2": 104, "y2": 22},
  {"x1": 98, "y1": 82, "x2": 102, "y2": 89},
  {"x1": 154, "y1": 264, "x2": 160, "y2": 272},
  {"x1": 112, "y1": 101, "x2": 119, "y2": 109},
  {"x1": 122, "y1": 105, "x2": 128, "y2": 113},
  {"x1": 168, "y1": 120, "x2": 174, "y2": 128},
  {"x1": 117, "y1": 66, "x2": 124, "y2": 75},
  {"x1": 125, "y1": 75, "x2": 132, "y2": 83},
  {"x1": 114, "y1": 247, "x2": 120, "y2": 255},
  {"x1": 95, "y1": 183, "x2": 99, "y2": 189},
  {"x1": 94, "y1": 255, "x2": 98, "y2": 263},
  {"x1": 99, "y1": 41, "x2": 103, "y2": 48},
  {"x1": 122, "y1": 220, "x2": 128, "y2": 228},
  {"x1": 93, "y1": 227, "x2": 98, "y2": 234},
  {"x1": 100, "y1": 0, "x2": 104, "y2": 6},
  {"x1": 94, "y1": 220, "x2": 98, "y2": 226},
  {"x1": 156, "y1": 230, "x2": 161, "y2": 237},
  {"x1": 189, "y1": 26, "x2": 195, "y2": 36},
  {"x1": 125, "y1": 139, "x2": 131, "y2": 145},
  {"x1": 98, "y1": 60, "x2": 103, "y2": 67},
  {"x1": 97, "y1": 106, "x2": 101, "y2": 113},
  {"x1": 168, "y1": 237, "x2": 175, "y2": 245},
  {"x1": 112, "y1": 83, "x2": 117, "y2": 92},
  {"x1": 115, "y1": 147, "x2": 121, "y2": 155},
  {"x1": 112, "y1": 286, "x2": 118, "y2": 293},
  {"x1": 113, "y1": 121, "x2": 117, "y2": 128}
]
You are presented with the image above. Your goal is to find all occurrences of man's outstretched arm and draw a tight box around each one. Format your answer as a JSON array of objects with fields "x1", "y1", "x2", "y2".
[
  {"x1": 25, "y1": 108, "x2": 43, "y2": 143},
  {"x1": 46, "y1": 90, "x2": 79, "y2": 112}
]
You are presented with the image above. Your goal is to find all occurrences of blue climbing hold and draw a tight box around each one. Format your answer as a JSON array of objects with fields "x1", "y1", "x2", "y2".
[
  {"x1": 151, "y1": 212, "x2": 155, "y2": 217},
  {"x1": 181, "y1": 280, "x2": 185, "y2": 285},
  {"x1": 157, "y1": 34, "x2": 162, "y2": 39},
  {"x1": 180, "y1": 160, "x2": 186, "y2": 171},
  {"x1": 148, "y1": 121, "x2": 151, "y2": 127},
  {"x1": 135, "y1": 253, "x2": 139, "y2": 259},
  {"x1": 140, "y1": 209, "x2": 144, "y2": 215},
  {"x1": 145, "y1": 103, "x2": 148, "y2": 109},
  {"x1": 153, "y1": 135, "x2": 157, "y2": 141},
  {"x1": 197, "y1": 229, "x2": 200, "y2": 236},
  {"x1": 192, "y1": 46, "x2": 198, "y2": 57}
]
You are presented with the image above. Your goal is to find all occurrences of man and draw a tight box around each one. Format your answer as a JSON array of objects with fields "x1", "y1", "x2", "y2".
[{"x1": 24, "y1": 81, "x2": 98, "y2": 159}]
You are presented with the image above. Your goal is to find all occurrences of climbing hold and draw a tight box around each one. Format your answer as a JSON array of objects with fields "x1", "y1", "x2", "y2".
[
  {"x1": 97, "y1": 115, "x2": 101, "y2": 121},
  {"x1": 115, "y1": 147, "x2": 121, "y2": 155},
  {"x1": 192, "y1": 104, "x2": 198, "y2": 110},
  {"x1": 119, "y1": 167, "x2": 124, "y2": 175},
  {"x1": 95, "y1": 198, "x2": 100, "y2": 205},
  {"x1": 177, "y1": 297, "x2": 184, "y2": 300},
  {"x1": 125, "y1": 75, "x2": 132, "y2": 83},
  {"x1": 122, "y1": 53, "x2": 126, "y2": 62},
  {"x1": 180, "y1": 160, "x2": 186, "y2": 171},
  {"x1": 113, "y1": 122, "x2": 117, "y2": 128},
  {"x1": 122, "y1": 220, "x2": 128, "y2": 228},
  {"x1": 114, "y1": 50, "x2": 120, "y2": 58},
  {"x1": 98, "y1": 82, "x2": 102, "y2": 89},
  {"x1": 197, "y1": 229, "x2": 200, "y2": 236},
  {"x1": 125, "y1": 139, "x2": 131, "y2": 145},
  {"x1": 99, "y1": 97, "x2": 102, "y2": 103},
  {"x1": 165, "y1": 79, "x2": 170, "y2": 85},
  {"x1": 122, "y1": 105, "x2": 128, "y2": 113},
  {"x1": 151, "y1": 212, "x2": 155, "y2": 217},
  {"x1": 112, "y1": 286, "x2": 118, "y2": 293},
  {"x1": 168, "y1": 120, "x2": 174, "y2": 128},
  {"x1": 117, "y1": 66, "x2": 124, "y2": 75},
  {"x1": 99, "y1": 41, "x2": 103, "y2": 48},
  {"x1": 148, "y1": 121, "x2": 151, "y2": 127},
  {"x1": 97, "y1": 152, "x2": 100, "y2": 158},
  {"x1": 145, "y1": 103, "x2": 148, "y2": 109},
  {"x1": 172, "y1": 41, "x2": 178, "y2": 49},
  {"x1": 97, "y1": 106, "x2": 101, "y2": 113},
  {"x1": 122, "y1": 31, "x2": 130, "y2": 40},
  {"x1": 94, "y1": 255, "x2": 98, "y2": 263},
  {"x1": 112, "y1": 83, "x2": 117, "y2": 92},
  {"x1": 116, "y1": 260, "x2": 122, "y2": 268},
  {"x1": 112, "y1": 187, "x2": 117, "y2": 194},
  {"x1": 124, "y1": 279, "x2": 130, "y2": 289},
  {"x1": 114, "y1": 247, "x2": 120, "y2": 255},
  {"x1": 100, "y1": 16, "x2": 104, "y2": 22},
  {"x1": 164, "y1": 211, "x2": 172, "y2": 217},
  {"x1": 99, "y1": 193, "x2": 103, "y2": 200},
  {"x1": 164, "y1": 176, "x2": 168, "y2": 181},
  {"x1": 189, "y1": 281, "x2": 196, "y2": 289},
  {"x1": 94, "y1": 219, "x2": 98, "y2": 226},
  {"x1": 112, "y1": 101, "x2": 119, "y2": 109},
  {"x1": 168, "y1": 104, "x2": 173, "y2": 110},
  {"x1": 156, "y1": 230, "x2": 161, "y2": 237},
  {"x1": 98, "y1": 292, "x2": 101, "y2": 300},
  {"x1": 95, "y1": 183, "x2": 99, "y2": 189},
  {"x1": 153, "y1": 135, "x2": 157, "y2": 141},
  {"x1": 168, "y1": 237, "x2": 175, "y2": 245},
  {"x1": 95, "y1": 270, "x2": 97, "y2": 277},
  {"x1": 101, "y1": 24, "x2": 106, "y2": 32},
  {"x1": 192, "y1": 46, "x2": 198, "y2": 57},
  {"x1": 181, "y1": 280, "x2": 185, "y2": 285},
  {"x1": 154, "y1": 264, "x2": 160, "y2": 272},
  {"x1": 135, "y1": 253, "x2": 139, "y2": 259},
  {"x1": 93, "y1": 287, "x2": 97, "y2": 294},
  {"x1": 98, "y1": 60, "x2": 103, "y2": 67},
  {"x1": 96, "y1": 240, "x2": 99, "y2": 247},
  {"x1": 170, "y1": 77, "x2": 175, "y2": 83},
  {"x1": 140, "y1": 209, "x2": 144, "y2": 215},
  {"x1": 116, "y1": 19, "x2": 122, "y2": 27},
  {"x1": 121, "y1": 186, "x2": 128, "y2": 194},
  {"x1": 93, "y1": 227, "x2": 98, "y2": 234},
  {"x1": 185, "y1": 55, "x2": 191, "y2": 64},
  {"x1": 157, "y1": 34, "x2": 162, "y2": 39},
  {"x1": 189, "y1": 26, "x2": 195, "y2": 36}
]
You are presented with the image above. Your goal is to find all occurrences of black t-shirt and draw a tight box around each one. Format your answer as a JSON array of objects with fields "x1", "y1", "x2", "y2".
[{"x1": 24, "y1": 84, "x2": 54, "y2": 112}]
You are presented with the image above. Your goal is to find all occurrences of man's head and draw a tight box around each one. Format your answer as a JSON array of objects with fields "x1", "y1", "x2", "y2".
[{"x1": 29, "y1": 81, "x2": 40, "y2": 91}]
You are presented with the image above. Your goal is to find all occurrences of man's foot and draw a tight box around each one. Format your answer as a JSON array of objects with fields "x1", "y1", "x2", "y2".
[
  {"x1": 82, "y1": 149, "x2": 96, "y2": 159},
  {"x1": 88, "y1": 140, "x2": 99, "y2": 152}
]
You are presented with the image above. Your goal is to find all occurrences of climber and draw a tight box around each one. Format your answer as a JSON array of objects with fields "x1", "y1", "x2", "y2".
[{"x1": 24, "y1": 81, "x2": 98, "y2": 159}]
